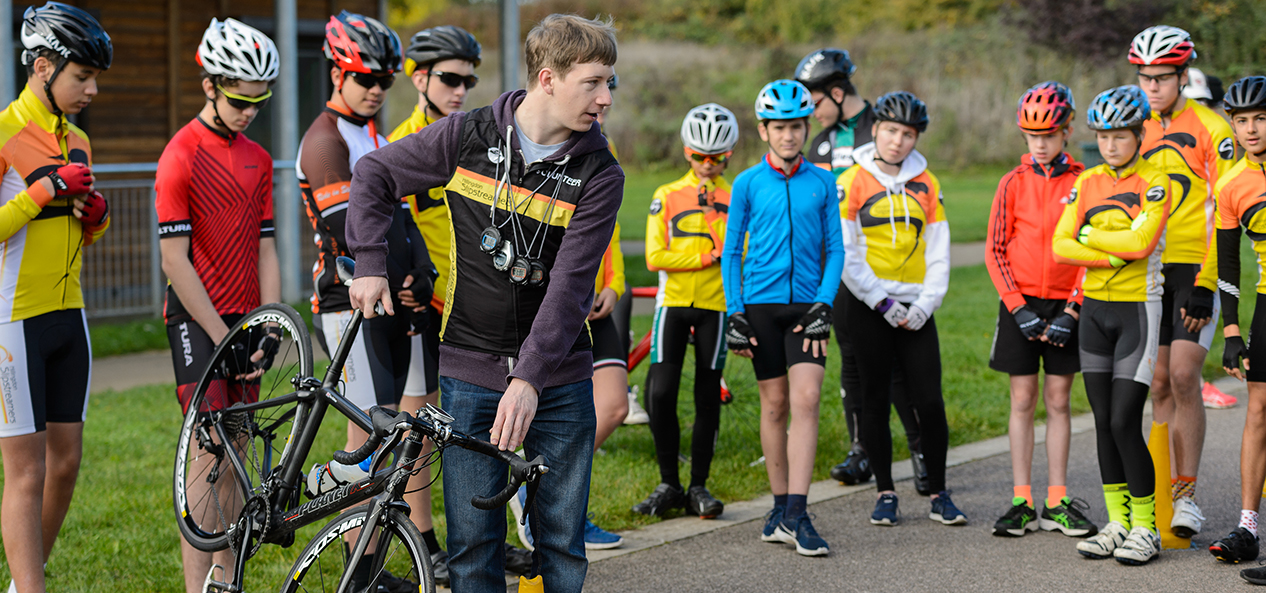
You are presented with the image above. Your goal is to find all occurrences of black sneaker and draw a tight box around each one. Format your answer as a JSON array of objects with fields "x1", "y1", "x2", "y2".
[
  {"x1": 830, "y1": 449, "x2": 871, "y2": 485},
  {"x1": 910, "y1": 449, "x2": 930, "y2": 496},
  {"x1": 631, "y1": 483, "x2": 685, "y2": 516},
  {"x1": 429, "y1": 550, "x2": 450, "y2": 588},
  {"x1": 685, "y1": 485, "x2": 724, "y2": 519},
  {"x1": 992, "y1": 498, "x2": 1038, "y2": 537},
  {"x1": 503, "y1": 543, "x2": 532, "y2": 576},
  {"x1": 1212, "y1": 527, "x2": 1261, "y2": 564},
  {"x1": 1243, "y1": 563, "x2": 1266, "y2": 585},
  {"x1": 375, "y1": 569, "x2": 418, "y2": 593},
  {"x1": 1040, "y1": 497, "x2": 1098, "y2": 537}
]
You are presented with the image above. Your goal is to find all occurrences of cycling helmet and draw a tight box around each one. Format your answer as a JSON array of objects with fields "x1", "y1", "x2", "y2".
[
  {"x1": 681, "y1": 103, "x2": 739, "y2": 154},
  {"x1": 1182, "y1": 67, "x2": 1213, "y2": 102},
  {"x1": 20, "y1": 2, "x2": 112, "y2": 71},
  {"x1": 1086, "y1": 85, "x2": 1151, "y2": 131},
  {"x1": 755, "y1": 80, "x2": 814, "y2": 121},
  {"x1": 1129, "y1": 25, "x2": 1196, "y2": 67},
  {"x1": 795, "y1": 49, "x2": 856, "y2": 92},
  {"x1": 324, "y1": 11, "x2": 402, "y2": 74},
  {"x1": 874, "y1": 91, "x2": 929, "y2": 133},
  {"x1": 1223, "y1": 76, "x2": 1266, "y2": 115},
  {"x1": 609, "y1": 73, "x2": 618, "y2": 90},
  {"x1": 404, "y1": 25, "x2": 481, "y2": 76},
  {"x1": 1017, "y1": 81, "x2": 1075, "y2": 134},
  {"x1": 197, "y1": 18, "x2": 279, "y2": 82}
]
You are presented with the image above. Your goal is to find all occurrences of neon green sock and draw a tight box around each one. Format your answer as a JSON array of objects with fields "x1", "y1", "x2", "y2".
[
  {"x1": 1103, "y1": 483, "x2": 1130, "y2": 528},
  {"x1": 1131, "y1": 492, "x2": 1156, "y2": 533}
]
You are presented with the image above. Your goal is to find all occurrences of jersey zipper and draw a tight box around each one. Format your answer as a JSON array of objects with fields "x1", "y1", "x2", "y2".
[{"x1": 784, "y1": 173, "x2": 795, "y2": 304}]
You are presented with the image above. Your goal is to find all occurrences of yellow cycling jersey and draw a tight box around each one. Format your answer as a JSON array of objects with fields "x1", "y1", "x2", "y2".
[
  {"x1": 389, "y1": 105, "x2": 451, "y2": 311},
  {"x1": 0, "y1": 86, "x2": 108, "y2": 323},
  {"x1": 837, "y1": 164, "x2": 946, "y2": 286},
  {"x1": 1141, "y1": 98, "x2": 1235, "y2": 264},
  {"x1": 645, "y1": 169, "x2": 729, "y2": 311},
  {"x1": 1052, "y1": 159, "x2": 1172, "y2": 302},
  {"x1": 594, "y1": 222, "x2": 625, "y2": 297}
]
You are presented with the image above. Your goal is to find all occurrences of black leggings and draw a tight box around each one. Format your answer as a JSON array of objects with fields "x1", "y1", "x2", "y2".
[
  {"x1": 1083, "y1": 374, "x2": 1155, "y2": 497},
  {"x1": 845, "y1": 290, "x2": 949, "y2": 493}
]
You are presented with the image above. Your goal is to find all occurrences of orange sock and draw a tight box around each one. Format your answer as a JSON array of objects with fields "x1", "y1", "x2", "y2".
[
  {"x1": 1014, "y1": 485, "x2": 1032, "y2": 507},
  {"x1": 1047, "y1": 485, "x2": 1066, "y2": 508}
]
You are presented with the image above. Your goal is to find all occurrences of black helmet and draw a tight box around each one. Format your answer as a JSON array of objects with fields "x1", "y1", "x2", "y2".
[
  {"x1": 406, "y1": 25, "x2": 481, "y2": 75},
  {"x1": 1224, "y1": 76, "x2": 1266, "y2": 115},
  {"x1": 795, "y1": 49, "x2": 856, "y2": 92},
  {"x1": 20, "y1": 1, "x2": 112, "y2": 71},
  {"x1": 874, "y1": 91, "x2": 929, "y2": 133},
  {"x1": 324, "y1": 11, "x2": 402, "y2": 74}
]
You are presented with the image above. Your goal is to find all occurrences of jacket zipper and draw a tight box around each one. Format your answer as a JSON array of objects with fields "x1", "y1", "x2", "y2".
[{"x1": 784, "y1": 174, "x2": 795, "y2": 304}]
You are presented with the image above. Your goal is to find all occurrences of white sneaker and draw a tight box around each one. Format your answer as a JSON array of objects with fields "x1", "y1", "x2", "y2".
[
  {"x1": 1113, "y1": 526, "x2": 1161, "y2": 565},
  {"x1": 1077, "y1": 520, "x2": 1128, "y2": 559},
  {"x1": 1172, "y1": 497, "x2": 1204, "y2": 538},
  {"x1": 623, "y1": 387, "x2": 649, "y2": 425}
]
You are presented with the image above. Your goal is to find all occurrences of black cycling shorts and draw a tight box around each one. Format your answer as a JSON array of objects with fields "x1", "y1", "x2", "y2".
[
  {"x1": 590, "y1": 314, "x2": 628, "y2": 370},
  {"x1": 989, "y1": 297, "x2": 1080, "y2": 376},
  {"x1": 314, "y1": 310, "x2": 411, "y2": 410},
  {"x1": 168, "y1": 313, "x2": 262, "y2": 415},
  {"x1": 1159, "y1": 263, "x2": 1218, "y2": 349},
  {"x1": 1248, "y1": 297, "x2": 1266, "y2": 383},
  {"x1": 0, "y1": 309, "x2": 92, "y2": 437},
  {"x1": 745, "y1": 303, "x2": 826, "y2": 381},
  {"x1": 1079, "y1": 299, "x2": 1162, "y2": 385},
  {"x1": 404, "y1": 315, "x2": 440, "y2": 397}
]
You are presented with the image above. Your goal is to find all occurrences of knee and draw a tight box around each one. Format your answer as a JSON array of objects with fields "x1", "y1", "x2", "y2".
[
  {"x1": 1011, "y1": 392, "x2": 1038, "y2": 416},
  {"x1": 1043, "y1": 394, "x2": 1071, "y2": 416},
  {"x1": 1108, "y1": 417, "x2": 1141, "y2": 442},
  {"x1": 45, "y1": 451, "x2": 82, "y2": 484},
  {"x1": 1169, "y1": 365, "x2": 1201, "y2": 394},
  {"x1": 4, "y1": 462, "x2": 46, "y2": 493}
]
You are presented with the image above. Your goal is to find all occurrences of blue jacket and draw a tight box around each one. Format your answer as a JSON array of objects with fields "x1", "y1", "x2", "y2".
[{"x1": 722, "y1": 155, "x2": 845, "y2": 315}]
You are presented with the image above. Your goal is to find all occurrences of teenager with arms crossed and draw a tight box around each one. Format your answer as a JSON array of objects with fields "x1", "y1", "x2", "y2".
[
  {"x1": 723, "y1": 80, "x2": 843, "y2": 556},
  {"x1": 0, "y1": 4, "x2": 110, "y2": 592},
  {"x1": 1054, "y1": 85, "x2": 1171, "y2": 565}
]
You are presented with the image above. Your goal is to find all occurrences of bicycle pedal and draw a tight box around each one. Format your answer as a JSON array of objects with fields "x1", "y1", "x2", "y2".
[{"x1": 202, "y1": 564, "x2": 237, "y2": 593}]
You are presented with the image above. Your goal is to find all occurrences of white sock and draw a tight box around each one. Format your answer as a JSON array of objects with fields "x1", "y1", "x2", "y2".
[{"x1": 1240, "y1": 509, "x2": 1260, "y2": 538}]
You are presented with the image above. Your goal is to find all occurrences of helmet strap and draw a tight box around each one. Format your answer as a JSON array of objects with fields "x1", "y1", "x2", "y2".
[
  {"x1": 420, "y1": 70, "x2": 442, "y2": 124},
  {"x1": 43, "y1": 57, "x2": 69, "y2": 117}
]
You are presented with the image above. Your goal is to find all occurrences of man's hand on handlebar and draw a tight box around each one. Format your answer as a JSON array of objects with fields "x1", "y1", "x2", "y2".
[
  {"x1": 350, "y1": 276, "x2": 393, "y2": 318},
  {"x1": 491, "y1": 378, "x2": 538, "y2": 451}
]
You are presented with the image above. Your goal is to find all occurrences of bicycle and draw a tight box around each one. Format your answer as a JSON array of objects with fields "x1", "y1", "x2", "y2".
[{"x1": 173, "y1": 256, "x2": 548, "y2": 593}]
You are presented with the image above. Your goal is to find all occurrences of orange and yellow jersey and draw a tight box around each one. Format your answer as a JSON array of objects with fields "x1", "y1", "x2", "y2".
[
  {"x1": 1052, "y1": 159, "x2": 1172, "y2": 302},
  {"x1": 389, "y1": 105, "x2": 451, "y2": 312},
  {"x1": 1141, "y1": 98, "x2": 1235, "y2": 264},
  {"x1": 1209, "y1": 157, "x2": 1266, "y2": 296},
  {"x1": 0, "y1": 86, "x2": 107, "y2": 322},
  {"x1": 645, "y1": 169, "x2": 729, "y2": 311},
  {"x1": 594, "y1": 222, "x2": 625, "y2": 297}
]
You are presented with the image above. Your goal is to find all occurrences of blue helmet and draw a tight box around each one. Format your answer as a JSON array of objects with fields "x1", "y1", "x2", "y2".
[
  {"x1": 755, "y1": 80, "x2": 814, "y2": 121},
  {"x1": 1086, "y1": 85, "x2": 1151, "y2": 131}
]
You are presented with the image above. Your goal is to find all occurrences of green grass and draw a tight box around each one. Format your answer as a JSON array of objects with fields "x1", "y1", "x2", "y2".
[{"x1": 89, "y1": 317, "x2": 168, "y2": 357}]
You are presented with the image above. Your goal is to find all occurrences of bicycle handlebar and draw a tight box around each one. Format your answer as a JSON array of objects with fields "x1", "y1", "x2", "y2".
[{"x1": 332, "y1": 407, "x2": 399, "y2": 466}]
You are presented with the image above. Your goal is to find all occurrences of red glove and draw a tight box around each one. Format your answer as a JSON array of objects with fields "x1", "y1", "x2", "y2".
[
  {"x1": 78, "y1": 191, "x2": 109, "y2": 226},
  {"x1": 46, "y1": 163, "x2": 93, "y2": 197}
]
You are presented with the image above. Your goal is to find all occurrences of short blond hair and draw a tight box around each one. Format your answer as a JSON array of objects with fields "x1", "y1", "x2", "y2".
[{"x1": 525, "y1": 14, "x2": 617, "y2": 89}]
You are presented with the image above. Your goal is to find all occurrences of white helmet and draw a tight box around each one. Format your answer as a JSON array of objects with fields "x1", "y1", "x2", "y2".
[
  {"x1": 681, "y1": 103, "x2": 739, "y2": 154},
  {"x1": 198, "y1": 18, "x2": 279, "y2": 82},
  {"x1": 1183, "y1": 67, "x2": 1213, "y2": 101},
  {"x1": 1128, "y1": 25, "x2": 1195, "y2": 67}
]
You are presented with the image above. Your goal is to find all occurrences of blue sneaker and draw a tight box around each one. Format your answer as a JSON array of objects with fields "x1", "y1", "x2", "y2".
[
  {"x1": 871, "y1": 493, "x2": 899, "y2": 526},
  {"x1": 760, "y1": 506, "x2": 785, "y2": 542},
  {"x1": 930, "y1": 490, "x2": 968, "y2": 525},
  {"x1": 773, "y1": 514, "x2": 829, "y2": 557},
  {"x1": 508, "y1": 485, "x2": 534, "y2": 550},
  {"x1": 583, "y1": 514, "x2": 623, "y2": 550}
]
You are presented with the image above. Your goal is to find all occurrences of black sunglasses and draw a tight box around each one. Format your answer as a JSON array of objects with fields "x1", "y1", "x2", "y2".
[
  {"x1": 430, "y1": 70, "x2": 479, "y2": 90},
  {"x1": 348, "y1": 71, "x2": 396, "y2": 90}
]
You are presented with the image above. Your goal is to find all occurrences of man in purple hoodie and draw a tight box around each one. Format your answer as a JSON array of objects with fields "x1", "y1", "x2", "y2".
[{"x1": 346, "y1": 14, "x2": 622, "y2": 593}]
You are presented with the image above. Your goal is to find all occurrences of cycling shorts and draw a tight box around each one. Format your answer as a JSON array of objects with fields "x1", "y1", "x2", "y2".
[
  {"x1": 169, "y1": 313, "x2": 264, "y2": 415},
  {"x1": 403, "y1": 314, "x2": 440, "y2": 397},
  {"x1": 0, "y1": 309, "x2": 91, "y2": 437},
  {"x1": 649, "y1": 306, "x2": 726, "y2": 370},
  {"x1": 989, "y1": 297, "x2": 1080, "y2": 376},
  {"x1": 1248, "y1": 297, "x2": 1266, "y2": 383},
  {"x1": 591, "y1": 314, "x2": 629, "y2": 370},
  {"x1": 1079, "y1": 299, "x2": 1162, "y2": 385},
  {"x1": 745, "y1": 303, "x2": 825, "y2": 381},
  {"x1": 314, "y1": 310, "x2": 410, "y2": 410},
  {"x1": 1159, "y1": 263, "x2": 1219, "y2": 349}
]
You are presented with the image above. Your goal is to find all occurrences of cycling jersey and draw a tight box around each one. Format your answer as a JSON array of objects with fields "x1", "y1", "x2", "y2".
[
  {"x1": 807, "y1": 102, "x2": 876, "y2": 175},
  {"x1": 1210, "y1": 157, "x2": 1266, "y2": 327},
  {"x1": 646, "y1": 170, "x2": 729, "y2": 311},
  {"x1": 0, "y1": 86, "x2": 108, "y2": 323},
  {"x1": 156, "y1": 117, "x2": 275, "y2": 324},
  {"x1": 986, "y1": 152, "x2": 1086, "y2": 313},
  {"x1": 721, "y1": 155, "x2": 843, "y2": 316},
  {"x1": 1052, "y1": 158, "x2": 1172, "y2": 302},
  {"x1": 389, "y1": 105, "x2": 451, "y2": 312},
  {"x1": 596, "y1": 221, "x2": 625, "y2": 297},
  {"x1": 1141, "y1": 98, "x2": 1235, "y2": 264},
  {"x1": 839, "y1": 143, "x2": 949, "y2": 315}
]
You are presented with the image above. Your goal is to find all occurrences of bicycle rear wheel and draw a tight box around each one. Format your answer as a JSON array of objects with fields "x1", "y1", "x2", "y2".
[
  {"x1": 281, "y1": 506, "x2": 435, "y2": 593},
  {"x1": 174, "y1": 303, "x2": 313, "y2": 552}
]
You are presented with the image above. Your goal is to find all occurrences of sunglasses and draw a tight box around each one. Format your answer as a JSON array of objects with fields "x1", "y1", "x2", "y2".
[
  {"x1": 1137, "y1": 70, "x2": 1181, "y2": 85},
  {"x1": 348, "y1": 71, "x2": 396, "y2": 90},
  {"x1": 687, "y1": 150, "x2": 731, "y2": 165},
  {"x1": 429, "y1": 70, "x2": 479, "y2": 90},
  {"x1": 217, "y1": 85, "x2": 272, "y2": 110}
]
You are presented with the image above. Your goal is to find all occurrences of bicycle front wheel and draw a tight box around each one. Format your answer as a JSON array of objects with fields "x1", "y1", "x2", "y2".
[
  {"x1": 174, "y1": 303, "x2": 314, "y2": 552},
  {"x1": 281, "y1": 506, "x2": 435, "y2": 593}
]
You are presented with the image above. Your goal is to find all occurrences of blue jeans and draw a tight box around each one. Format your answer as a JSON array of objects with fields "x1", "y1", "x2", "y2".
[{"x1": 440, "y1": 376, "x2": 595, "y2": 593}]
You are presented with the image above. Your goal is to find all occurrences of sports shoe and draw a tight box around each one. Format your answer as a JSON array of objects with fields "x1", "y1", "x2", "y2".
[
  {"x1": 1077, "y1": 520, "x2": 1128, "y2": 559},
  {"x1": 774, "y1": 514, "x2": 829, "y2": 557},
  {"x1": 1243, "y1": 564, "x2": 1266, "y2": 585},
  {"x1": 631, "y1": 483, "x2": 685, "y2": 517},
  {"x1": 1172, "y1": 496, "x2": 1205, "y2": 538},
  {"x1": 623, "y1": 386, "x2": 649, "y2": 424},
  {"x1": 1114, "y1": 526, "x2": 1161, "y2": 565},
  {"x1": 429, "y1": 550, "x2": 450, "y2": 588},
  {"x1": 1040, "y1": 497, "x2": 1098, "y2": 537},
  {"x1": 508, "y1": 485, "x2": 534, "y2": 551},
  {"x1": 503, "y1": 543, "x2": 532, "y2": 576},
  {"x1": 1203, "y1": 381, "x2": 1237, "y2": 409},
  {"x1": 1211, "y1": 527, "x2": 1260, "y2": 563},
  {"x1": 376, "y1": 569, "x2": 419, "y2": 593},
  {"x1": 871, "y1": 493, "x2": 899, "y2": 526},
  {"x1": 830, "y1": 448, "x2": 872, "y2": 485},
  {"x1": 760, "y1": 506, "x2": 785, "y2": 542},
  {"x1": 992, "y1": 498, "x2": 1037, "y2": 537},
  {"x1": 930, "y1": 490, "x2": 967, "y2": 525},
  {"x1": 583, "y1": 514, "x2": 624, "y2": 550},
  {"x1": 685, "y1": 485, "x2": 724, "y2": 519},
  {"x1": 911, "y1": 449, "x2": 931, "y2": 496}
]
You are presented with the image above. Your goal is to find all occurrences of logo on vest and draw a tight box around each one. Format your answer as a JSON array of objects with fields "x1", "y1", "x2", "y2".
[
  {"x1": 543, "y1": 169, "x2": 582, "y2": 187},
  {"x1": 817, "y1": 142, "x2": 830, "y2": 156},
  {"x1": 487, "y1": 147, "x2": 504, "y2": 164}
]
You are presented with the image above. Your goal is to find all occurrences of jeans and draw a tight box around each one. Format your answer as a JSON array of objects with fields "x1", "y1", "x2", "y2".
[{"x1": 440, "y1": 376, "x2": 595, "y2": 593}]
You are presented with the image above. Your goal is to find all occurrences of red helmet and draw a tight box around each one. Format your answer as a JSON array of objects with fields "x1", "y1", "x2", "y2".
[
  {"x1": 323, "y1": 11, "x2": 401, "y2": 74},
  {"x1": 1017, "y1": 81, "x2": 1075, "y2": 134},
  {"x1": 1128, "y1": 26, "x2": 1195, "y2": 67}
]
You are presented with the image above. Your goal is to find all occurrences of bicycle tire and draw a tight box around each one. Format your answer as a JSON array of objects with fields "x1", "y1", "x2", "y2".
[
  {"x1": 280, "y1": 506, "x2": 435, "y2": 593},
  {"x1": 173, "y1": 303, "x2": 313, "y2": 552}
]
